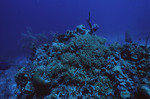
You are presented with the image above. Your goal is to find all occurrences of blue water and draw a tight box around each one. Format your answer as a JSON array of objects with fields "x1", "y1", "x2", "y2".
[{"x1": 0, "y1": 0, "x2": 150, "y2": 57}]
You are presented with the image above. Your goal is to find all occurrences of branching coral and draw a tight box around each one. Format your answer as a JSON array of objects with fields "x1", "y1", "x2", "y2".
[{"x1": 86, "y1": 12, "x2": 99, "y2": 34}]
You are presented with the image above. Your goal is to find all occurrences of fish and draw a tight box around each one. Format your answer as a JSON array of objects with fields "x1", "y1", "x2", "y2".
[{"x1": 0, "y1": 62, "x2": 11, "y2": 70}]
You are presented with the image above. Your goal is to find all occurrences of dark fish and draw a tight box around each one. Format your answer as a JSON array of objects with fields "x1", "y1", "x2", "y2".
[{"x1": 0, "y1": 62, "x2": 11, "y2": 70}]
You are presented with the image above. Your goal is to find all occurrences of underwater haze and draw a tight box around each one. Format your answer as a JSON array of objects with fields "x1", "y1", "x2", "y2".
[
  {"x1": 0, "y1": 0, "x2": 150, "y2": 99},
  {"x1": 0, "y1": 0, "x2": 150, "y2": 57}
]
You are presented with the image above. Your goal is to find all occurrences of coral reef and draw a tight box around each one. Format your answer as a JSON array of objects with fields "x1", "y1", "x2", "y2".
[{"x1": 15, "y1": 24, "x2": 150, "y2": 99}]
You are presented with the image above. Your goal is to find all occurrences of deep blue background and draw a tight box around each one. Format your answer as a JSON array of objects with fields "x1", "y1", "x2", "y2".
[{"x1": 0, "y1": 0, "x2": 150, "y2": 57}]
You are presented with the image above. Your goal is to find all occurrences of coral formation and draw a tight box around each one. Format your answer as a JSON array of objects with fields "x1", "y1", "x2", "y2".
[
  {"x1": 86, "y1": 12, "x2": 99, "y2": 34},
  {"x1": 15, "y1": 24, "x2": 150, "y2": 99}
]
